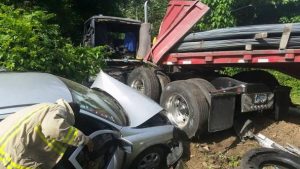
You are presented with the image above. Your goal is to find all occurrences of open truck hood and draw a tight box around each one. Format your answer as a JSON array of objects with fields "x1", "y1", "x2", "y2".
[{"x1": 91, "y1": 71, "x2": 163, "y2": 127}]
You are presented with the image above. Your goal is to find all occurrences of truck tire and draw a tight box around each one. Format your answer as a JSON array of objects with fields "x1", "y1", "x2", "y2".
[
  {"x1": 187, "y1": 79, "x2": 216, "y2": 134},
  {"x1": 232, "y1": 70, "x2": 279, "y2": 90},
  {"x1": 241, "y1": 148, "x2": 300, "y2": 169},
  {"x1": 188, "y1": 78, "x2": 216, "y2": 105},
  {"x1": 188, "y1": 78, "x2": 216, "y2": 135},
  {"x1": 160, "y1": 81, "x2": 208, "y2": 138},
  {"x1": 127, "y1": 67, "x2": 160, "y2": 101},
  {"x1": 156, "y1": 71, "x2": 171, "y2": 93}
]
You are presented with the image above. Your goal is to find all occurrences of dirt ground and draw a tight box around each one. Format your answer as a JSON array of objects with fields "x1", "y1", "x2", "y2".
[{"x1": 183, "y1": 107, "x2": 300, "y2": 169}]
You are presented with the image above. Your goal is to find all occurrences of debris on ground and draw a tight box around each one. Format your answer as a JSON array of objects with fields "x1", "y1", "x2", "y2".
[{"x1": 184, "y1": 107, "x2": 300, "y2": 169}]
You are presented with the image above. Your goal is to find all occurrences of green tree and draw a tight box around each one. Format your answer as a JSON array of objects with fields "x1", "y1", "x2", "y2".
[
  {"x1": 2, "y1": 0, "x2": 123, "y2": 44},
  {"x1": 0, "y1": 4, "x2": 109, "y2": 82},
  {"x1": 119, "y1": 0, "x2": 168, "y2": 36},
  {"x1": 198, "y1": 0, "x2": 236, "y2": 30},
  {"x1": 233, "y1": 0, "x2": 300, "y2": 25}
]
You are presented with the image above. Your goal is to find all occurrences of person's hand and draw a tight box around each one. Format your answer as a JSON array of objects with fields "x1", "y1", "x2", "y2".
[{"x1": 86, "y1": 139, "x2": 94, "y2": 152}]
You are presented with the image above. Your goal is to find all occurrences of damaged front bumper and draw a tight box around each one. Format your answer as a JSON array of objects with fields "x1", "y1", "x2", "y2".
[
  {"x1": 167, "y1": 141, "x2": 183, "y2": 166},
  {"x1": 167, "y1": 128, "x2": 184, "y2": 166}
]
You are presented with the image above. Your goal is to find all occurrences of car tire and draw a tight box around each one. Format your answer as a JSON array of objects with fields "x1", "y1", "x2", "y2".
[
  {"x1": 160, "y1": 80, "x2": 208, "y2": 138},
  {"x1": 241, "y1": 148, "x2": 300, "y2": 169},
  {"x1": 131, "y1": 147, "x2": 167, "y2": 169},
  {"x1": 127, "y1": 66, "x2": 160, "y2": 101},
  {"x1": 232, "y1": 70, "x2": 279, "y2": 90}
]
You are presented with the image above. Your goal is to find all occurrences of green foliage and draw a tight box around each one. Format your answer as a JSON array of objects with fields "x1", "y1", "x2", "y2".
[
  {"x1": 227, "y1": 155, "x2": 240, "y2": 167},
  {"x1": 294, "y1": 96, "x2": 300, "y2": 104},
  {"x1": 233, "y1": 0, "x2": 300, "y2": 25},
  {"x1": 280, "y1": 16, "x2": 300, "y2": 23},
  {"x1": 148, "y1": 0, "x2": 168, "y2": 36},
  {"x1": 272, "y1": 0, "x2": 299, "y2": 5},
  {"x1": 271, "y1": 71, "x2": 300, "y2": 104},
  {"x1": 119, "y1": 0, "x2": 168, "y2": 36},
  {"x1": 198, "y1": 0, "x2": 236, "y2": 30},
  {"x1": 3, "y1": 0, "x2": 123, "y2": 44},
  {"x1": 276, "y1": 5, "x2": 300, "y2": 103},
  {"x1": 220, "y1": 68, "x2": 248, "y2": 76},
  {"x1": 0, "y1": 4, "x2": 108, "y2": 82}
]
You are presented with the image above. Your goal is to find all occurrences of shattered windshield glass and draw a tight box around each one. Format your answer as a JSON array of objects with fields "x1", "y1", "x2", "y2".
[{"x1": 60, "y1": 78, "x2": 128, "y2": 126}]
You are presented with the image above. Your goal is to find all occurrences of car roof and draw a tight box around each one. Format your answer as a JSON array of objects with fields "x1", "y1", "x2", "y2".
[{"x1": 0, "y1": 72, "x2": 73, "y2": 109}]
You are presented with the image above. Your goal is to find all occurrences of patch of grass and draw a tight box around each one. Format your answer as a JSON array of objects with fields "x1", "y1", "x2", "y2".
[{"x1": 227, "y1": 155, "x2": 240, "y2": 167}]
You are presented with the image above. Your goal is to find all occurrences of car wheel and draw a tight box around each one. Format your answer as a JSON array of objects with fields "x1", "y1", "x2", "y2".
[
  {"x1": 127, "y1": 66, "x2": 160, "y2": 101},
  {"x1": 160, "y1": 80, "x2": 208, "y2": 138},
  {"x1": 131, "y1": 147, "x2": 167, "y2": 169},
  {"x1": 241, "y1": 148, "x2": 300, "y2": 169}
]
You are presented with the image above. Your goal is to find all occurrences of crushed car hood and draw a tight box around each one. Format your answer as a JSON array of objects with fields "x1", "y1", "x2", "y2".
[{"x1": 91, "y1": 71, "x2": 163, "y2": 127}]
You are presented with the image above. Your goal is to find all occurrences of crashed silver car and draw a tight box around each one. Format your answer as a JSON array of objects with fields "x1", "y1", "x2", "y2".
[{"x1": 0, "y1": 71, "x2": 182, "y2": 169}]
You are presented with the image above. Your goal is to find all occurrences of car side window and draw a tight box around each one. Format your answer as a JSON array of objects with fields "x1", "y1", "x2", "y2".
[{"x1": 74, "y1": 111, "x2": 114, "y2": 136}]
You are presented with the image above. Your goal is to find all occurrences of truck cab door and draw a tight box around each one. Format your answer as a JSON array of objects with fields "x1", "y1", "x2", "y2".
[{"x1": 68, "y1": 130, "x2": 132, "y2": 169}]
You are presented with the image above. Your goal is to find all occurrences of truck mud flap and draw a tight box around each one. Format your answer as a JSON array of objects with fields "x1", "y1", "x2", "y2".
[
  {"x1": 274, "y1": 86, "x2": 291, "y2": 120},
  {"x1": 208, "y1": 92, "x2": 236, "y2": 132}
]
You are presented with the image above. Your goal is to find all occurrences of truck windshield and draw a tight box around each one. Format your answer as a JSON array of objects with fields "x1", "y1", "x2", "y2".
[{"x1": 60, "y1": 78, "x2": 129, "y2": 126}]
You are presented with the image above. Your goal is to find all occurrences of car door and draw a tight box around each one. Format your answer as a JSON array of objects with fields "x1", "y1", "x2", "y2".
[{"x1": 68, "y1": 130, "x2": 132, "y2": 169}]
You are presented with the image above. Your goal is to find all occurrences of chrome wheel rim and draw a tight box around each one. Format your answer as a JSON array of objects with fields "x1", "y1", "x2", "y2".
[
  {"x1": 137, "y1": 153, "x2": 161, "y2": 169},
  {"x1": 166, "y1": 94, "x2": 190, "y2": 128},
  {"x1": 131, "y1": 79, "x2": 145, "y2": 93}
]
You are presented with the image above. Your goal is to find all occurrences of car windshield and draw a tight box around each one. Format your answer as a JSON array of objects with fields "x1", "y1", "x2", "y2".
[{"x1": 60, "y1": 78, "x2": 128, "y2": 126}]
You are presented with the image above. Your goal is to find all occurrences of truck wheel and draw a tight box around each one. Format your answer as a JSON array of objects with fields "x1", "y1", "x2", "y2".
[
  {"x1": 156, "y1": 71, "x2": 171, "y2": 93},
  {"x1": 127, "y1": 67, "x2": 160, "y2": 101},
  {"x1": 160, "y1": 81, "x2": 208, "y2": 138},
  {"x1": 187, "y1": 79, "x2": 215, "y2": 134},
  {"x1": 232, "y1": 70, "x2": 279, "y2": 90},
  {"x1": 241, "y1": 148, "x2": 300, "y2": 169},
  {"x1": 188, "y1": 78, "x2": 216, "y2": 105}
]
